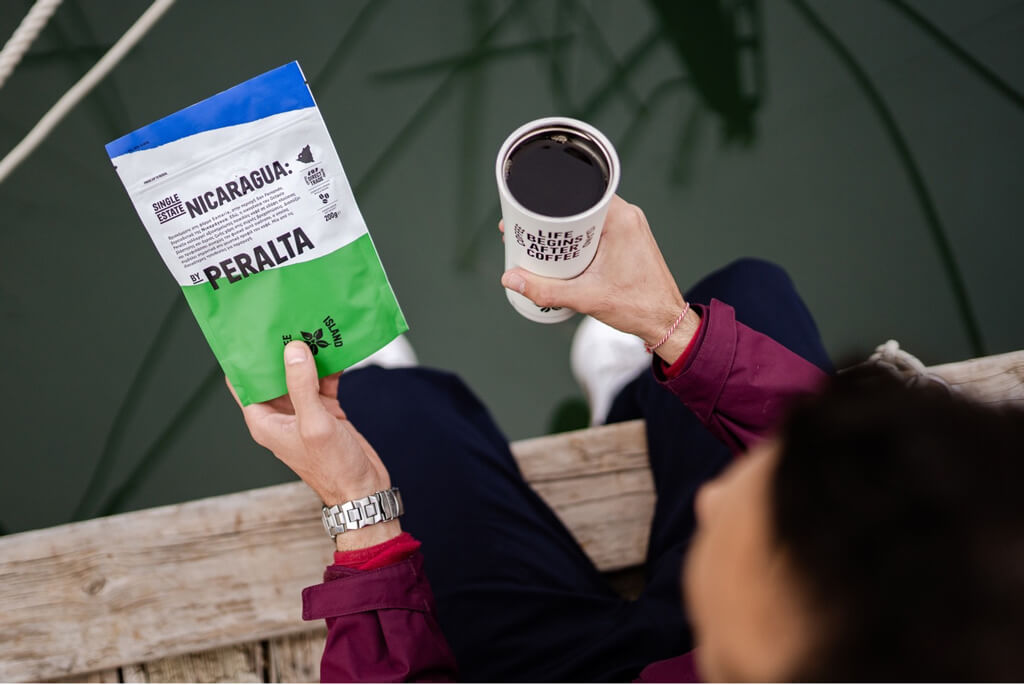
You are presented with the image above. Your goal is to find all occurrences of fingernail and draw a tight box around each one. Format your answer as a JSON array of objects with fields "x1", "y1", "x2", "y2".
[
  {"x1": 285, "y1": 343, "x2": 307, "y2": 365},
  {"x1": 502, "y1": 272, "x2": 526, "y2": 294}
]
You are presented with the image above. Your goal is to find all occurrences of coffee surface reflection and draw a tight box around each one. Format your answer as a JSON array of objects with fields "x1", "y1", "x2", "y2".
[{"x1": 506, "y1": 132, "x2": 608, "y2": 217}]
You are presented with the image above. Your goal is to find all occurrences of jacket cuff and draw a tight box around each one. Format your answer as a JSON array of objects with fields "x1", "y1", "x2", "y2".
[{"x1": 302, "y1": 553, "x2": 433, "y2": 621}]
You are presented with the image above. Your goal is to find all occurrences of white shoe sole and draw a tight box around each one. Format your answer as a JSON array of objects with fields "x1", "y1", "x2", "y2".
[
  {"x1": 570, "y1": 316, "x2": 650, "y2": 425},
  {"x1": 347, "y1": 334, "x2": 418, "y2": 371}
]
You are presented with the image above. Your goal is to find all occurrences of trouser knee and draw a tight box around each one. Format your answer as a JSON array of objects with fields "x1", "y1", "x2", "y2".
[
  {"x1": 687, "y1": 257, "x2": 797, "y2": 308},
  {"x1": 338, "y1": 365, "x2": 478, "y2": 425},
  {"x1": 716, "y1": 257, "x2": 792, "y2": 292}
]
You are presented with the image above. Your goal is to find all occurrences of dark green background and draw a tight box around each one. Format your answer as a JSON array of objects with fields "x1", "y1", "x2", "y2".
[{"x1": 1, "y1": 0, "x2": 1021, "y2": 535}]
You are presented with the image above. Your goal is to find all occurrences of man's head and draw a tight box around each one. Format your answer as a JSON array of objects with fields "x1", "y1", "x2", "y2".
[{"x1": 685, "y1": 367, "x2": 1024, "y2": 681}]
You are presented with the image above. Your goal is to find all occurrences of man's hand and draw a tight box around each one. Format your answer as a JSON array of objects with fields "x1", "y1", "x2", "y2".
[
  {"x1": 500, "y1": 195, "x2": 700, "y2": 364},
  {"x1": 228, "y1": 341, "x2": 399, "y2": 549}
]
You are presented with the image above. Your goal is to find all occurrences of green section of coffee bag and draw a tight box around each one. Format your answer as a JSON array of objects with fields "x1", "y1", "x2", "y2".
[{"x1": 183, "y1": 234, "x2": 407, "y2": 405}]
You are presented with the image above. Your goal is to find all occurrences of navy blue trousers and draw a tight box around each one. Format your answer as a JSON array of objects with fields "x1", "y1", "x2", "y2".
[{"x1": 337, "y1": 259, "x2": 831, "y2": 682}]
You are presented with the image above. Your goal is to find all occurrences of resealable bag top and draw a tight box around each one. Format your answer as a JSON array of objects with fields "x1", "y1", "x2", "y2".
[{"x1": 106, "y1": 62, "x2": 407, "y2": 405}]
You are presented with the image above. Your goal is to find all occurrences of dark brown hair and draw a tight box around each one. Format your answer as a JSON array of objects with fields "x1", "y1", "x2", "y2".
[{"x1": 772, "y1": 366, "x2": 1024, "y2": 681}]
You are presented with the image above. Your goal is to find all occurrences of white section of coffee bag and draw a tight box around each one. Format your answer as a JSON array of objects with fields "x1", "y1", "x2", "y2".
[{"x1": 112, "y1": 108, "x2": 367, "y2": 288}]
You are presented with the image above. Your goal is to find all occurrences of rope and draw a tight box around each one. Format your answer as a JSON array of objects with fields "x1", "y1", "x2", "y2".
[
  {"x1": 854, "y1": 339, "x2": 954, "y2": 392},
  {"x1": 0, "y1": 0, "x2": 177, "y2": 185},
  {"x1": 0, "y1": 0, "x2": 63, "y2": 91}
]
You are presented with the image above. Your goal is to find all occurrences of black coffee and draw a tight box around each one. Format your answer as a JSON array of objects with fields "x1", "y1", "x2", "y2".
[{"x1": 505, "y1": 130, "x2": 608, "y2": 217}]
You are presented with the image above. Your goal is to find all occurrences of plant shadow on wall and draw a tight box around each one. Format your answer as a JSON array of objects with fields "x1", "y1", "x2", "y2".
[{"x1": 52, "y1": 0, "x2": 1017, "y2": 527}]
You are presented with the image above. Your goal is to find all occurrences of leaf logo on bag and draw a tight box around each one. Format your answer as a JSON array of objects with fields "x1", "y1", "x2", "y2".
[
  {"x1": 106, "y1": 62, "x2": 408, "y2": 404},
  {"x1": 302, "y1": 329, "x2": 330, "y2": 355}
]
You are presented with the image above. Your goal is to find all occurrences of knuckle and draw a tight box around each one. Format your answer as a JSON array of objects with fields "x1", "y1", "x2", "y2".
[
  {"x1": 242, "y1": 418, "x2": 268, "y2": 445},
  {"x1": 299, "y1": 419, "x2": 333, "y2": 445},
  {"x1": 248, "y1": 425, "x2": 269, "y2": 447},
  {"x1": 629, "y1": 205, "x2": 647, "y2": 228},
  {"x1": 532, "y1": 288, "x2": 555, "y2": 308}
]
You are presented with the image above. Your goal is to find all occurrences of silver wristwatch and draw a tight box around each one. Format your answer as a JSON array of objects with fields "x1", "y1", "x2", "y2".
[{"x1": 321, "y1": 487, "x2": 404, "y2": 540}]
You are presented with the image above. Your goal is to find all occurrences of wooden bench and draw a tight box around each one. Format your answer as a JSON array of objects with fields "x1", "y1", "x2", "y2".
[{"x1": 2, "y1": 350, "x2": 1021, "y2": 683}]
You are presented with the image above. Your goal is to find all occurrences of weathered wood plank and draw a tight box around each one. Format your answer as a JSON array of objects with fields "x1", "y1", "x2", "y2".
[
  {"x1": 510, "y1": 422, "x2": 654, "y2": 571},
  {"x1": 0, "y1": 422, "x2": 649, "y2": 682},
  {"x1": 120, "y1": 664, "x2": 146, "y2": 683},
  {"x1": 48, "y1": 668, "x2": 121, "y2": 683},
  {"x1": 511, "y1": 420, "x2": 648, "y2": 482},
  {"x1": 2, "y1": 350, "x2": 1020, "y2": 682},
  {"x1": 928, "y1": 350, "x2": 1024, "y2": 405},
  {"x1": 531, "y1": 467, "x2": 655, "y2": 572},
  {"x1": 121, "y1": 643, "x2": 263, "y2": 683},
  {"x1": 0, "y1": 482, "x2": 332, "y2": 682},
  {"x1": 267, "y1": 629, "x2": 326, "y2": 683}
]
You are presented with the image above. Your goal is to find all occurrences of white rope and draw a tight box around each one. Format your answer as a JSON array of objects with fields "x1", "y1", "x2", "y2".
[
  {"x1": 861, "y1": 339, "x2": 953, "y2": 391},
  {"x1": 0, "y1": 0, "x2": 63, "y2": 91},
  {"x1": 0, "y1": 0, "x2": 177, "y2": 185}
]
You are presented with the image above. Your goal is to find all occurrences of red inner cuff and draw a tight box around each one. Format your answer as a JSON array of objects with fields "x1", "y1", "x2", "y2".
[
  {"x1": 660, "y1": 315, "x2": 705, "y2": 379},
  {"x1": 333, "y1": 531, "x2": 421, "y2": 571}
]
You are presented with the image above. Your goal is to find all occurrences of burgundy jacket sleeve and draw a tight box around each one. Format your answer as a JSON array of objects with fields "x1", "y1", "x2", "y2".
[
  {"x1": 656, "y1": 298, "x2": 828, "y2": 454},
  {"x1": 302, "y1": 552, "x2": 458, "y2": 682},
  {"x1": 636, "y1": 651, "x2": 701, "y2": 682}
]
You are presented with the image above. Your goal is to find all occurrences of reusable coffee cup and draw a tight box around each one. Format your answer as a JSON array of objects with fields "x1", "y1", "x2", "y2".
[{"x1": 496, "y1": 116, "x2": 621, "y2": 323}]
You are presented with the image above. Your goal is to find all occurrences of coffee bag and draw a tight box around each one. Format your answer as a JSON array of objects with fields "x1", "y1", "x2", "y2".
[{"x1": 107, "y1": 62, "x2": 407, "y2": 404}]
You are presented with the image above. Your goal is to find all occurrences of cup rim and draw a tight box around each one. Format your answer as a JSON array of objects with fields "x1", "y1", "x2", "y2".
[{"x1": 495, "y1": 116, "x2": 621, "y2": 224}]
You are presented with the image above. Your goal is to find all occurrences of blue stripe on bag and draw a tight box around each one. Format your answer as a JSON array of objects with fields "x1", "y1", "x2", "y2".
[{"x1": 106, "y1": 61, "x2": 314, "y2": 158}]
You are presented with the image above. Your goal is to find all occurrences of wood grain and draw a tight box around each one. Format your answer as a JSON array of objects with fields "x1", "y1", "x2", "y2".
[
  {"x1": 0, "y1": 482, "x2": 332, "y2": 682},
  {"x1": 0, "y1": 422, "x2": 649, "y2": 682},
  {"x1": 511, "y1": 420, "x2": 648, "y2": 481},
  {"x1": 121, "y1": 644, "x2": 264, "y2": 683},
  {"x1": 530, "y1": 466, "x2": 654, "y2": 572},
  {"x1": 48, "y1": 668, "x2": 120, "y2": 683},
  {"x1": 267, "y1": 630, "x2": 326, "y2": 683},
  {"x1": 2, "y1": 352, "x2": 1020, "y2": 682}
]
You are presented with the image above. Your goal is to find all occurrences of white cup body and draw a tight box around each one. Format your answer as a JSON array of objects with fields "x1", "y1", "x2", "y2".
[{"x1": 496, "y1": 117, "x2": 621, "y2": 324}]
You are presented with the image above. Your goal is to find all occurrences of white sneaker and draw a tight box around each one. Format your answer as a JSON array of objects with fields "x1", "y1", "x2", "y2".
[
  {"x1": 347, "y1": 334, "x2": 418, "y2": 371},
  {"x1": 570, "y1": 316, "x2": 650, "y2": 426}
]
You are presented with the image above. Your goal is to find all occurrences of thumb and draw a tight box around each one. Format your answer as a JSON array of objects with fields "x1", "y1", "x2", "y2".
[
  {"x1": 501, "y1": 267, "x2": 580, "y2": 310},
  {"x1": 283, "y1": 341, "x2": 332, "y2": 433}
]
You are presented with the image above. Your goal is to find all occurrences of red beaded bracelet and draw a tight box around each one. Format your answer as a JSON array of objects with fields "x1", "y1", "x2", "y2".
[{"x1": 645, "y1": 301, "x2": 691, "y2": 354}]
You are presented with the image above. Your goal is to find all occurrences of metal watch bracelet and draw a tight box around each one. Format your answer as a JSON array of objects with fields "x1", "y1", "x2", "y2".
[{"x1": 321, "y1": 487, "x2": 404, "y2": 540}]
